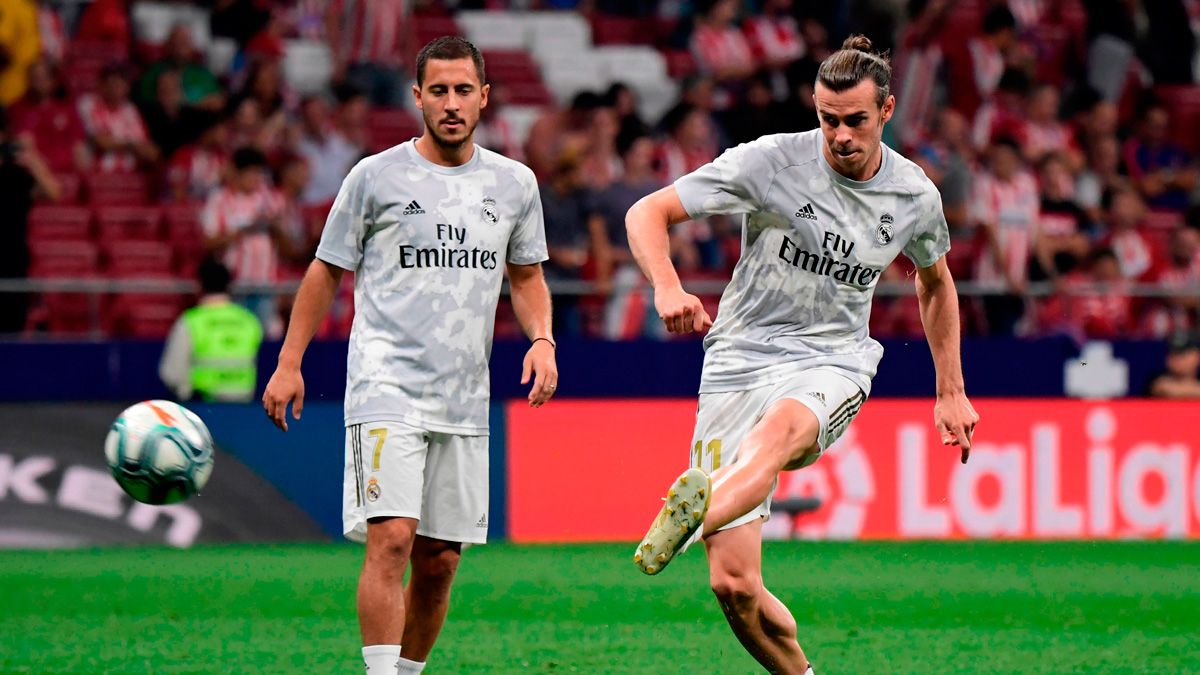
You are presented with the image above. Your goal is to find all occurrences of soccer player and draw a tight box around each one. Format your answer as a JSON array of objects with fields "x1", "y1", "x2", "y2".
[
  {"x1": 262, "y1": 37, "x2": 556, "y2": 675},
  {"x1": 626, "y1": 36, "x2": 978, "y2": 674}
]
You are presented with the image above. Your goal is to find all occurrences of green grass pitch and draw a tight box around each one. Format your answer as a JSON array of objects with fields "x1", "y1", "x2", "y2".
[{"x1": 0, "y1": 541, "x2": 1197, "y2": 674}]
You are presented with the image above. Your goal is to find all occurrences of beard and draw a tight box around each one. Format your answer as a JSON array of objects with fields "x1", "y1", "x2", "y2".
[{"x1": 423, "y1": 113, "x2": 475, "y2": 151}]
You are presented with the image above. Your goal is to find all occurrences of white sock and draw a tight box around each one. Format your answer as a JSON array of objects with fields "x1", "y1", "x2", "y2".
[
  {"x1": 804, "y1": 665, "x2": 814, "y2": 675},
  {"x1": 396, "y1": 656, "x2": 426, "y2": 674},
  {"x1": 362, "y1": 645, "x2": 401, "y2": 674}
]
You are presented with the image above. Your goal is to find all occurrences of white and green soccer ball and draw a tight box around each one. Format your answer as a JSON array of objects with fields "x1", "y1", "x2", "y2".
[{"x1": 104, "y1": 400, "x2": 215, "y2": 505}]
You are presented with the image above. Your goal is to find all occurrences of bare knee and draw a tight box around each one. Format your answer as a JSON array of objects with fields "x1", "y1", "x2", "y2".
[
  {"x1": 411, "y1": 541, "x2": 462, "y2": 594},
  {"x1": 365, "y1": 518, "x2": 418, "y2": 569},
  {"x1": 710, "y1": 569, "x2": 763, "y2": 612}
]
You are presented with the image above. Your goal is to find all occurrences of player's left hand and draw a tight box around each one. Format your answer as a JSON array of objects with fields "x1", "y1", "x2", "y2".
[
  {"x1": 935, "y1": 392, "x2": 978, "y2": 463},
  {"x1": 522, "y1": 339, "x2": 558, "y2": 408}
]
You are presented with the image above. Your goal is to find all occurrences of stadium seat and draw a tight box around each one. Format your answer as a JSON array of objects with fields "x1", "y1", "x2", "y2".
[
  {"x1": 662, "y1": 50, "x2": 697, "y2": 79},
  {"x1": 539, "y1": 51, "x2": 606, "y2": 105},
  {"x1": 162, "y1": 205, "x2": 206, "y2": 274},
  {"x1": 131, "y1": 2, "x2": 211, "y2": 49},
  {"x1": 1153, "y1": 85, "x2": 1200, "y2": 154},
  {"x1": 416, "y1": 15, "x2": 462, "y2": 46},
  {"x1": 367, "y1": 108, "x2": 422, "y2": 152},
  {"x1": 103, "y1": 240, "x2": 176, "y2": 278},
  {"x1": 49, "y1": 174, "x2": 83, "y2": 204},
  {"x1": 283, "y1": 40, "x2": 334, "y2": 95},
  {"x1": 525, "y1": 12, "x2": 592, "y2": 53},
  {"x1": 87, "y1": 172, "x2": 151, "y2": 206},
  {"x1": 591, "y1": 15, "x2": 654, "y2": 46},
  {"x1": 109, "y1": 294, "x2": 184, "y2": 338},
  {"x1": 96, "y1": 206, "x2": 163, "y2": 242},
  {"x1": 457, "y1": 11, "x2": 527, "y2": 50},
  {"x1": 28, "y1": 240, "x2": 100, "y2": 277},
  {"x1": 35, "y1": 292, "x2": 98, "y2": 335},
  {"x1": 208, "y1": 37, "x2": 239, "y2": 76},
  {"x1": 27, "y1": 206, "x2": 92, "y2": 242}
]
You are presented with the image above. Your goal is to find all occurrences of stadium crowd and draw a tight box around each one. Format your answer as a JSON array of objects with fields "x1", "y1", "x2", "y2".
[{"x1": 2, "y1": 0, "x2": 1199, "y2": 342}]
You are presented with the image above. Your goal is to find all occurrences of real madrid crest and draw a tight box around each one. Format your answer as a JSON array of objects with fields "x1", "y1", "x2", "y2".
[
  {"x1": 876, "y1": 213, "x2": 894, "y2": 246},
  {"x1": 482, "y1": 196, "x2": 498, "y2": 224},
  {"x1": 366, "y1": 477, "x2": 381, "y2": 502}
]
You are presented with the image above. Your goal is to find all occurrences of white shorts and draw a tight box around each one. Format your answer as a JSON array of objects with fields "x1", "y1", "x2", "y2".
[
  {"x1": 343, "y1": 421, "x2": 490, "y2": 545},
  {"x1": 692, "y1": 367, "x2": 867, "y2": 532}
]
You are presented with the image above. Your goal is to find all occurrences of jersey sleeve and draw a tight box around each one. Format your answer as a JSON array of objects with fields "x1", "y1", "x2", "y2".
[
  {"x1": 903, "y1": 187, "x2": 952, "y2": 269},
  {"x1": 316, "y1": 159, "x2": 374, "y2": 271},
  {"x1": 507, "y1": 172, "x2": 549, "y2": 265},
  {"x1": 674, "y1": 137, "x2": 779, "y2": 219}
]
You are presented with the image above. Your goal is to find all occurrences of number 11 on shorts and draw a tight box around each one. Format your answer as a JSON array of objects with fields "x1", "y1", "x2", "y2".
[{"x1": 692, "y1": 439, "x2": 722, "y2": 472}]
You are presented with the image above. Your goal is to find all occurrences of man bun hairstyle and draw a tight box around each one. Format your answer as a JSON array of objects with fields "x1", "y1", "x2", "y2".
[
  {"x1": 816, "y1": 34, "x2": 892, "y2": 107},
  {"x1": 416, "y1": 36, "x2": 486, "y2": 87}
]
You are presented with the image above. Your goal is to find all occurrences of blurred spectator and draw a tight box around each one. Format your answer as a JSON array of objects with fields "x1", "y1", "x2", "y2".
[
  {"x1": 334, "y1": 84, "x2": 371, "y2": 152},
  {"x1": 326, "y1": 0, "x2": 413, "y2": 107},
  {"x1": 1033, "y1": 153, "x2": 1092, "y2": 284},
  {"x1": 540, "y1": 144, "x2": 609, "y2": 335},
  {"x1": 657, "y1": 102, "x2": 718, "y2": 183},
  {"x1": 889, "y1": 0, "x2": 952, "y2": 147},
  {"x1": 605, "y1": 82, "x2": 648, "y2": 141},
  {"x1": 274, "y1": 152, "x2": 318, "y2": 264},
  {"x1": 912, "y1": 108, "x2": 973, "y2": 231},
  {"x1": 35, "y1": 0, "x2": 65, "y2": 63},
  {"x1": 869, "y1": 262, "x2": 925, "y2": 339},
  {"x1": 952, "y1": 3, "x2": 1019, "y2": 119},
  {"x1": 0, "y1": 109, "x2": 61, "y2": 333},
  {"x1": 743, "y1": 0, "x2": 803, "y2": 98},
  {"x1": 0, "y1": 0, "x2": 39, "y2": 105},
  {"x1": 159, "y1": 257, "x2": 263, "y2": 402},
  {"x1": 1148, "y1": 331, "x2": 1200, "y2": 398},
  {"x1": 972, "y1": 68, "x2": 1030, "y2": 152},
  {"x1": 236, "y1": 59, "x2": 295, "y2": 118},
  {"x1": 201, "y1": 147, "x2": 287, "y2": 335},
  {"x1": 690, "y1": 0, "x2": 757, "y2": 107},
  {"x1": 1101, "y1": 185, "x2": 1157, "y2": 281},
  {"x1": 526, "y1": 92, "x2": 599, "y2": 180},
  {"x1": 1075, "y1": 134, "x2": 1125, "y2": 222},
  {"x1": 1122, "y1": 104, "x2": 1195, "y2": 212},
  {"x1": 140, "y1": 68, "x2": 206, "y2": 160},
  {"x1": 225, "y1": 97, "x2": 287, "y2": 156},
  {"x1": 599, "y1": 132, "x2": 663, "y2": 339},
  {"x1": 971, "y1": 136, "x2": 1039, "y2": 334},
  {"x1": 166, "y1": 111, "x2": 229, "y2": 203},
  {"x1": 579, "y1": 103, "x2": 622, "y2": 191},
  {"x1": 78, "y1": 64, "x2": 159, "y2": 172},
  {"x1": 476, "y1": 85, "x2": 522, "y2": 161},
  {"x1": 1062, "y1": 246, "x2": 1132, "y2": 339},
  {"x1": 1138, "y1": 0, "x2": 1195, "y2": 85},
  {"x1": 1024, "y1": 84, "x2": 1080, "y2": 167},
  {"x1": 8, "y1": 57, "x2": 89, "y2": 172},
  {"x1": 1144, "y1": 221, "x2": 1200, "y2": 337},
  {"x1": 137, "y1": 25, "x2": 223, "y2": 111},
  {"x1": 296, "y1": 95, "x2": 363, "y2": 205},
  {"x1": 721, "y1": 72, "x2": 789, "y2": 145}
]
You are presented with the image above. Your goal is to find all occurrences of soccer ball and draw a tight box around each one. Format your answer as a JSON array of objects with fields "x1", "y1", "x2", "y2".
[{"x1": 104, "y1": 400, "x2": 215, "y2": 505}]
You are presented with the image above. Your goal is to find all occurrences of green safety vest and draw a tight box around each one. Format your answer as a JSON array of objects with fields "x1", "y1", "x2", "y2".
[{"x1": 182, "y1": 303, "x2": 263, "y2": 402}]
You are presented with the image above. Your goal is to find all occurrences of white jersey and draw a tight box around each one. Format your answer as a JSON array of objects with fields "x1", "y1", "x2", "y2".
[
  {"x1": 674, "y1": 130, "x2": 950, "y2": 395},
  {"x1": 317, "y1": 140, "x2": 547, "y2": 434}
]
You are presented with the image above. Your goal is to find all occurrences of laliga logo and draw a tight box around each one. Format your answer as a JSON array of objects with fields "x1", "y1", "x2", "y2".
[{"x1": 764, "y1": 427, "x2": 875, "y2": 540}]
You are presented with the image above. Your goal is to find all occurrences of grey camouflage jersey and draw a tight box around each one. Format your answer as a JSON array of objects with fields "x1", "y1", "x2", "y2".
[
  {"x1": 317, "y1": 140, "x2": 547, "y2": 434},
  {"x1": 674, "y1": 129, "x2": 950, "y2": 395}
]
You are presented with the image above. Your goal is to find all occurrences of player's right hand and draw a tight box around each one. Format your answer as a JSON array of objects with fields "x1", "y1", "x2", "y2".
[
  {"x1": 655, "y1": 286, "x2": 713, "y2": 335},
  {"x1": 263, "y1": 365, "x2": 304, "y2": 432}
]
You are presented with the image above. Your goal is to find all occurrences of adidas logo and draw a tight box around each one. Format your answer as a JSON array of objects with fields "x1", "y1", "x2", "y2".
[
  {"x1": 403, "y1": 200, "x2": 425, "y2": 215},
  {"x1": 794, "y1": 203, "x2": 817, "y2": 220},
  {"x1": 476, "y1": 513, "x2": 488, "y2": 528},
  {"x1": 806, "y1": 391, "x2": 826, "y2": 405}
]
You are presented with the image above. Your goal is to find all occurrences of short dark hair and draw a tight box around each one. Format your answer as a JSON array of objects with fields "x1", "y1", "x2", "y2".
[
  {"x1": 232, "y1": 147, "x2": 268, "y2": 171},
  {"x1": 198, "y1": 257, "x2": 232, "y2": 294},
  {"x1": 416, "y1": 36, "x2": 486, "y2": 87},
  {"x1": 982, "y1": 5, "x2": 1017, "y2": 34},
  {"x1": 816, "y1": 35, "x2": 892, "y2": 107}
]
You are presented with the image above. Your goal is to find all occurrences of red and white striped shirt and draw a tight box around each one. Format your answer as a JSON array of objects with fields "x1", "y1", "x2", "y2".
[
  {"x1": 970, "y1": 170, "x2": 1040, "y2": 284},
  {"x1": 331, "y1": 0, "x2": 409, "y2": 66},
  {"x1": 691, "y1": 24, "x2": 757, "y2": 77},
  {"x1": 200, "y1": 185, "x2": 286, "y2": 285},
  {"x1": 167, "y1": 145, "x2": 227, "y2": 203},
  {"x1": 77, "y1": 94, "x2": 150, "y2": 172},
  {"x1": 742, "y1": 15, "x2": 804, "y2": 66}
]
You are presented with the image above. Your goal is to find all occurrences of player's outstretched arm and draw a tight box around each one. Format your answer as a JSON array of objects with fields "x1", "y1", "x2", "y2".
[
  {"x1": 915, "y1": 257, "x2": 978, "y2": 462},
  {"x1": 507, "y1": 261, "x2": 558, "y2": 407},
  {"x1": 263, "y1": 259, "x2": 345, "y2": 431},
  {"x1": 626, "y1": 186, "x2": 713, "y2": 334}
]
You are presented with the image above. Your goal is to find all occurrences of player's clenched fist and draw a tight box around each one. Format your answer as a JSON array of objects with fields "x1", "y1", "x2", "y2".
[
  {"x1": 655, "y1": 286, "x2": 713, "y2": 335},
  {"x1": 263, "y1": 364, "x2": 304, "y2": 432}
]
